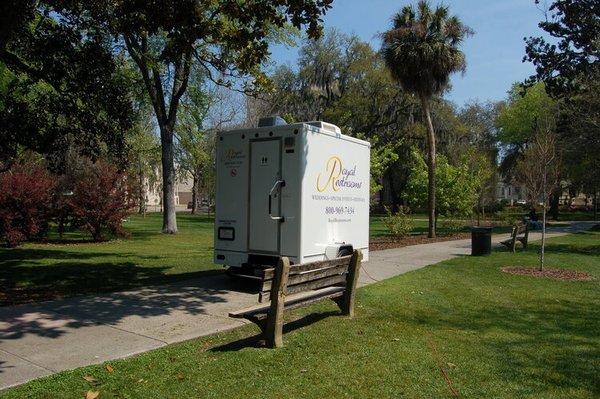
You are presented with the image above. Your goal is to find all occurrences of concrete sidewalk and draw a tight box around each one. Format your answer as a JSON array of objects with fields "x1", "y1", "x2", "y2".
[{"x1": 0, "y1": 221, "x2": 594, "y2": 389}]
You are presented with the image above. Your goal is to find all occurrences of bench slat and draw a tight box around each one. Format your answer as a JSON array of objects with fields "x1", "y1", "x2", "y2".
[
  {"x1": 287, "y1": 274, "x2": 347, "y2": 294},
  {"x1": 260, "y1": 274, "x2": 347, "y2": 301},
  {"x1": 502, "y1": 222, "x2": 529, "y2": 253},
  {"x1": 261, "y1": 263, "x2": 349, "y2": 292},
  {"x1": 516, "y1": 225, "x2": 527, "y2": 234},
  {"x1": 260, "y1": 255, "x2": 352, "y2": 280},
  {"x1": 229, "y1": 286, "x2": 346, "y2": 320},
  {"x1": 229, "y1": 250, "x2": 362, "y2": 348}
]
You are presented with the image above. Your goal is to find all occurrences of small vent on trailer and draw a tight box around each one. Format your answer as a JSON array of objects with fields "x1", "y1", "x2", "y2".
[
  {"x1": 258, "y1": 116, "x2": 288, "y2": 127},
  {"x1": 306, "y1": 121, "x2": 341, "y2": 134}
]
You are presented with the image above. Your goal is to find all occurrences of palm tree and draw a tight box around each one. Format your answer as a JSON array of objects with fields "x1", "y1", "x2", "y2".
[{"x1": 382, "y1": 1, "x2": 472, "y2": 238}]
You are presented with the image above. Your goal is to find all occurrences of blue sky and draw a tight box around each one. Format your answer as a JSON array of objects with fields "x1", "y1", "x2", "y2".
[{"x1": 270, "y1": 0, "x2": 550, "y2": 108}]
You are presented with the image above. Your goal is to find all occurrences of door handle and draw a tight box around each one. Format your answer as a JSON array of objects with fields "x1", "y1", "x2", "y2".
[{"x1": 269, "y1": 180, "x2": 285, "y2": 222}]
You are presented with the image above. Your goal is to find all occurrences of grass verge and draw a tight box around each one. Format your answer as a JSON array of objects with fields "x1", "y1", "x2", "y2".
[
  {"x1": 5, "y1": 231, "x2": 599, "y2": 398},
  {"x1": 0, "y1": 213, "x2": 218, "y2": 305},
  {"x1": 1, "y1": 212, "x2": 511, "y2": 305}
]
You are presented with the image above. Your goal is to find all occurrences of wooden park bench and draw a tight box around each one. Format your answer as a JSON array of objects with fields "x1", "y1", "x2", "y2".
[
  {"x1": 500, "y1": 222, "x2": 529, "y2": 252},
  {"x1": 229, "y1": 250, "x2": 362, "y2": 348}
]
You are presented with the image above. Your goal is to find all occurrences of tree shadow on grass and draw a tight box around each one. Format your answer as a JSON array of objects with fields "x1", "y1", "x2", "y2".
[
  {"x1": 0, "y1": 247, "x2": 109, "y2": 263},
  {"x1": 415, "y1": 298, "x2": 600, "y2": 396},
  {"x1": 0, "y1": 243, "x2": 240, "y2": 306},
  {"x1": 0, "y1": 247, "x2": 221, "y2": 305},
  {"x1": 40, "y1": 222, "x2": 164, "y2": 243},
  {"x1": 0, "y1": 245, "x2": 267, "y2": 362},
  {"x1": 494, "y1": 230, "x2": 600, "y2": 257},
  {"x1": 521, "y1": 234, "x2": 600, "y2": 256},
  {"x1": 529, "y1": 241, "x2": 600, "y2": 256},
  {"x1": 545, "y1": 244, "x2": 600, "y2": 256}
]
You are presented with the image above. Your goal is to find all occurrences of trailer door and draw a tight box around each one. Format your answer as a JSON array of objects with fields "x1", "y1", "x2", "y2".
[{"x1": 249, "y1": 139, "x2": 282, "y2": 254}]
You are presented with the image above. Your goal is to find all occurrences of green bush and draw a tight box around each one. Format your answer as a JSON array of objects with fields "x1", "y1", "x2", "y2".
[
  {"x1": 438, "y1": 218, "x2": 465, "y2": 234},
  {"x1": 404, "y1": 149, "x2": 488, "y2": 218},
  {"x1": 383, "y1": 205, "x2": 413, "y2": 238},
  {"x1": 475, "y1": 199, "x2": 509, "y2": 215},
  {"x1": 499, "y1": 212, "x2": 521, "y2": 226}
]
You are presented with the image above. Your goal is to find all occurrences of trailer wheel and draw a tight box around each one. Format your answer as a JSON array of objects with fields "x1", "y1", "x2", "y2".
[{"x1": 337, "y1": 245, "x2": 354, "y2": 257}]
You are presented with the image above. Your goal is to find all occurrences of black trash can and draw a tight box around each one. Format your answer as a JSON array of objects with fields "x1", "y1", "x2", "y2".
[{"x1": 471, "y1": 226, "x2": 492, "y2": 256}]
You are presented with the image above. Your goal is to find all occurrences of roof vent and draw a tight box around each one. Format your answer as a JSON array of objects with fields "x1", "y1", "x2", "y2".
[
  {"x1": 258, "y1": 115, "x2": 288, "y2": 127},
  {"x1": 306, "y1": 121, "x2": 341, "y2": 134}
]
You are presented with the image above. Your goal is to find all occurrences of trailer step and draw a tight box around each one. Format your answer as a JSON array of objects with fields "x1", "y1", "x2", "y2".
[{"x1": 226, "y1": 268, "x2": 264, "y2": 280}]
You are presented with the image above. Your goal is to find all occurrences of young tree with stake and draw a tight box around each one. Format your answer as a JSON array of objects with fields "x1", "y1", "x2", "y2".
[{"x1": 517, "y1": 126, "x2": 561, "y2": 271}]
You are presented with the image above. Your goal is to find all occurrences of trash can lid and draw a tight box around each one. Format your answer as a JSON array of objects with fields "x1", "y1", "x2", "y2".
[{"x1": 471, "y1": 226, "x2": 493, "y2": 232}]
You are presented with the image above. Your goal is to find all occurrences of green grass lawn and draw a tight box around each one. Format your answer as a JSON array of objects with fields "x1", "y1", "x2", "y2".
[
  {"x1": 0, "y1": 212, "x2": 486, "y2": 304},
  {"x1": 6, "y1": 231, "x2": 599, "y2": 398},
  {"x1": 0, "y1": 213, "x2": 218, "y2": 305},
  {"x1": 3, "y1": 212, "x2": 446, "y2": 304},
  {"x1": 497, "y1": 208, "x2": 598, "y2": 222},
  {"x1": 0, "y1": 210, "x2": 588, "y2": 305}
]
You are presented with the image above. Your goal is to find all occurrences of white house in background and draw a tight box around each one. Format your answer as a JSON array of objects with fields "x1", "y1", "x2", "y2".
[
  {"x1": 496, "y1": 181, "x2": 527, "y2": 205},
  {"x1": 496, "y1": 179, "x2": 594, "y2": 208},
  {"x1": 143, "y1": 166, "x2": 194, "y2": 212}
]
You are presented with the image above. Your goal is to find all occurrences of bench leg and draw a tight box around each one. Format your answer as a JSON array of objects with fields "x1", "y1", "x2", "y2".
[
  {"x1": 339, "y1": 250, "x2": 361, "y2": 317},
  {"x1": 248, "y1": 318, "x2": 267, "y2": 336},
  {"x1": 264, "y1": 257, "x2": 290, "y2": 348}
]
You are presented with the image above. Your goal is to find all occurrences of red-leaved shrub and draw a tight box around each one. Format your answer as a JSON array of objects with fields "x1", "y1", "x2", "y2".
[
  {"x1": 0, "y1": 161, "x2": 56, "y2": 247},
  {"x1": 69, "y1": 160, "x2": 136, "y2": 241}
]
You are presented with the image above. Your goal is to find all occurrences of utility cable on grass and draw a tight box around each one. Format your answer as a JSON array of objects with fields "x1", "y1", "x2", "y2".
[
  {"x1": 426, "y1": 332, "x2": 462, "y2": 399},
  {"x1": 360, "y1": 264, "x2": 379, "y2": 282}
]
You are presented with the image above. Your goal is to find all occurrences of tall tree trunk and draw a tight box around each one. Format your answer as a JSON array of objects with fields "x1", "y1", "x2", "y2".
[
  {"x1": 137, "y1": 162, "x2": 147, "y2": 216},
  {"x1": 594, "y1": 191, "x2": 597, "y2": 221},
  {"x1": 191, "y1": 172, "x2": 200, "y2": 215},
  {"x1": 549, "y1": 187, "x2": 560, "y2": 221},
  {"x1": 482, "y1": 202, "x2": 486, "y2": 223},
  {"x1": 541, "y1": 202, "x2": 547, "y2": 272},
  {"x1": 160, "y1": 124, "x2": 178, "y2": 234},
  {"x1": 420, "y1": 95, "x2": 437, "y2": 238},
  {"x1": 594, "y1": 187, "x2": 598, "y2": 221},
  {"x1": 540, "y1": 165, "x2": 547, "y2": 272}
]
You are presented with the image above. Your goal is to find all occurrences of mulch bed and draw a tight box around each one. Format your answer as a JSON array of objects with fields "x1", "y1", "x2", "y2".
[
  {"x1": 370, "y1": 233, "x2": 471, "y2": 251},
  {"x1": 501, "y1": 267, "x2": 594, "y2": 281}
]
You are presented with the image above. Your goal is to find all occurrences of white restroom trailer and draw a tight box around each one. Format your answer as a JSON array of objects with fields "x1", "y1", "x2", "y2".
[{"x1": 214, "y1": 119, "x2": 370, "y2": 269}]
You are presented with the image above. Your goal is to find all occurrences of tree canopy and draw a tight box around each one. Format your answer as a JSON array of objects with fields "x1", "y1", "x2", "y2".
[
  {"x1": 381, "y1": 1, "x2": 472, "y2": 98},
  {"x1": 381, "y1": 1, "x2": 472, "y2": 237},
  {"x1": 263, "y1": 27, "x2": 497, "y2": 218},
  {"x1": 497, "y1": 82, "x2": 557, "y2": 144},
  {"x1": 525, "y1": 0, "x2": 600, "y2": 96},
  {"x1": 78, "y1": 0, "x2": 333, "y2": 233},
  {"x1": 262, "y1": 30, "x2": 418, "y2": 202},
  {"x1": 557, "y1": 67, "x2": 600, "y2": 199},
  {"x1": 0, "y1": 1, "x2": 135, "y2": 171}
]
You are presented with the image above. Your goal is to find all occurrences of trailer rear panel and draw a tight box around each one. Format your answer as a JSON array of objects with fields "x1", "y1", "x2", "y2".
[{"x1": 214, "y1": 121, "x2": 370, "y2": 268}]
